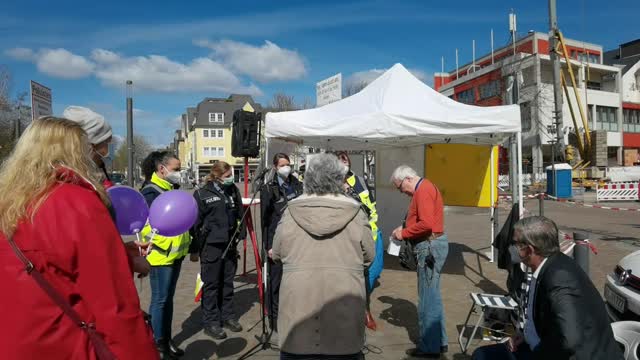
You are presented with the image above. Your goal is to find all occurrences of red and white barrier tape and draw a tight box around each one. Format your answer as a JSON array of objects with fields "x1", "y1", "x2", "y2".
[{"x1": 499, "y1": 193, "x2": 640, "y2": 212}]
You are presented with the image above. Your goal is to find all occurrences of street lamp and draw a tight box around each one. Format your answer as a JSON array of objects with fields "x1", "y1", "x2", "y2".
[{"x1": 126, "y1": 80, "x2": 134, "y2": 187}]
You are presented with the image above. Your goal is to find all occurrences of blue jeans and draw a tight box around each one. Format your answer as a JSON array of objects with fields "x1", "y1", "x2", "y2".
[
  {"x1": 415, "y1": 235, "x2": 448, "y2": 353},
  {"x1": 149, "y1": 259, "x2": 183, "y2": 342},
  {"x1": 472, "y1": 343, "x2": 533, "y2": 360}
]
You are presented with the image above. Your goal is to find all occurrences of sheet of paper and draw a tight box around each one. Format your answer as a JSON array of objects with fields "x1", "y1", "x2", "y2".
[{"x1": 387, "y1": 236, "x2": 402, "y2": 256}]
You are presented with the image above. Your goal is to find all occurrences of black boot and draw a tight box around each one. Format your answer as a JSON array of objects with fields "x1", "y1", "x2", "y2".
[
  {"x1": 167, "y1": 339, "x2": 185, "y2": 357},
  {"x1": 223, "y1": 319, "x2": 243, "y2": 333},
  {"x1": 203, "y1": 325, "x2": 227, "y2": 340},
  {"x1": 156, "y1": 340, "x2": 178, "y2": 360}
]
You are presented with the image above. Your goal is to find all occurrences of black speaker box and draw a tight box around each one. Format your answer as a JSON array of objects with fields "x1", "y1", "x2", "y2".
[{"x1": 231, "y1": 110, "x2": 262, "y2": 158}]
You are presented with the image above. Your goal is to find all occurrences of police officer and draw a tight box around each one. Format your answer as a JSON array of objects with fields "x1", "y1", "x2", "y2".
[
  {"x1": 334, "y1": 151, "x2": 381, "y2": 331},
  {"x1": 190, "y1": 161, "x2": 245, "y2": 340},
  {"x1": 260, "y1": 153, "x2": 303, "y2": 335}
]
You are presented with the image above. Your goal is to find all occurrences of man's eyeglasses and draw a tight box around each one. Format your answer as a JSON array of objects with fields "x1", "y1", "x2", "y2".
[{"x1": 396, "y1": 178, "x2": 406, "y2": 192}]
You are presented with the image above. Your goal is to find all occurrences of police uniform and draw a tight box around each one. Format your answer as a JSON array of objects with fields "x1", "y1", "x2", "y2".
[
  {"x1": 260, "y1": 173, "x2": 303, "y2": 330},
  {"x1": 191, "y1": 180, "x2": 245, "y2": 329}
]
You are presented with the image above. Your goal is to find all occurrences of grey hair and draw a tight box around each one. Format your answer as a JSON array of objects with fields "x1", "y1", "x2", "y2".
[
  {"x1": 303, "y1": 153, "x2": 347, "y2": 196},
  {"x1": 390, "y1": 165, "x2": 419, "y2": 183},
  {"x1": 513, "y1": 216, "x2": 560, "y2": 257}
]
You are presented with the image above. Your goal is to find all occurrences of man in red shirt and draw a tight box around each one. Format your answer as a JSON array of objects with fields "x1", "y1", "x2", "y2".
[{"x1": 391, "y1": 165, "x2": 449, "y2": 359}]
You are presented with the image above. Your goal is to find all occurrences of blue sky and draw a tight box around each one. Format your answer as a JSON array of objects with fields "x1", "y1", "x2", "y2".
[{"x1": 2, "y1": 0, "x2": 639, "y2": 147}]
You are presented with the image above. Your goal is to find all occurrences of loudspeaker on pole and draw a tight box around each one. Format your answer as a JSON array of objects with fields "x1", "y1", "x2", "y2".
[{"x1": 231, "y1": 110, "x2": 262, "y2": 158}]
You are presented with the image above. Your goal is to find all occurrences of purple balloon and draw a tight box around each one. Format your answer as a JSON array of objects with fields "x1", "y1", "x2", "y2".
[
  {"x1": 107, "y1": 186, "x2": 149, "y2": 235},
  {"x1": 148, "y1": 190, "x2": 198, "y2": 237}
]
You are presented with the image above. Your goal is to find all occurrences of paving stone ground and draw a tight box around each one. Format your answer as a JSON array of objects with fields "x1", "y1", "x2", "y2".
[{"x1": 135, "y1": 196, "x2": 640, "y2": 359}]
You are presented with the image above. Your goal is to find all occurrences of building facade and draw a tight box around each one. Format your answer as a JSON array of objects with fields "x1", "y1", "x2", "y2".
[
  {"x1": 180, "y1": 95, "x2": 262, "y2": 182},
  {"x1": 604, "y1": 39, "x2": 640, "y2": 166},
  {"x1": 434, "y1": 32, "x2": 624, "y2": 174}
]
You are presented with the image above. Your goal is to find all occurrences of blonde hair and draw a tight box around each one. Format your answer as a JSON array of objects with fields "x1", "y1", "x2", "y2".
[
  {"x1": 0, "y1": 116, "x2": 109, "y2": 237},
  {"x1": 207, "y1": 161, "x2": 231, "y2": 182}
]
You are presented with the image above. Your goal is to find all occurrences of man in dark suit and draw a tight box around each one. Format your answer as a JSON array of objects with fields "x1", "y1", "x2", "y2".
[{"x1": 473, "y1": 216, "x2": 622, "y2": 360}]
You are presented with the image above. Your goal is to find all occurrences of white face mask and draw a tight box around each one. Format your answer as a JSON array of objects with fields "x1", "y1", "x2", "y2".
[
  {"x1": 277, "y1": 165, "x2": 291, "y2": 178},
  {"x1": 222, "y1": 176, "x2": 234, "y2": 185},
  {"x1": 163, "y1": 166, "x2": 181, "y2": 184}
]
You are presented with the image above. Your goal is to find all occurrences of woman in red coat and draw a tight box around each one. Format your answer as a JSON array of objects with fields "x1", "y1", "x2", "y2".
[{"x1": 0, "y1": 117, "x2": 158, "y2": 360}]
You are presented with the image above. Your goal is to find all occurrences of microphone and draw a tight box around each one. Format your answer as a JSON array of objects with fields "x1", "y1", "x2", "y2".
[{"x1": 253, "y1": 167, "x2": 271, "y2": 183}]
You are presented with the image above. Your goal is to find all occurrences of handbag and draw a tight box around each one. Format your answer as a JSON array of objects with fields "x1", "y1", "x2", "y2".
[
  {"x1": 398, "y1": 217, "x2": 418, "y2": 271},
  {"x1": 7, "y1": 237, "x2": 117, "y2": 360}
]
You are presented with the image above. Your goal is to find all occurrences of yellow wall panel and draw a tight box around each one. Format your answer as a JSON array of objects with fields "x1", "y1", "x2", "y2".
[{"x1": 425, "y1": 144, "x2": 498, "y2": 208}]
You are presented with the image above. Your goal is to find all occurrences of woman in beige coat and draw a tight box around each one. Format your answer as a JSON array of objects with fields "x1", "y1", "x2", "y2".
[{"x1": 272, "y1": 153, "x2": 376, "y2": 360}]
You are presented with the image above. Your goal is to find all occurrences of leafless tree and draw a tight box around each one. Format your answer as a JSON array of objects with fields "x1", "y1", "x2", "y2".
[
  {"x1": 0, "y1": 65, "x2": 12, "y2": 111},
  {"x1": 269, "y1": 92, "x2": 298, "y2": 112},
  {"x1": 111, "y1": 135, "x2": 154, "y2": 172},
  {"x1": 343, "y1": 81, "x2": 368, "y2": 97}
]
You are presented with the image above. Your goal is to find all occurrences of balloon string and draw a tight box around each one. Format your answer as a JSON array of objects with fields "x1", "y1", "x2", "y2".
[{"x1": 135, "y1": 231, "x2": 142, "y2": 256}]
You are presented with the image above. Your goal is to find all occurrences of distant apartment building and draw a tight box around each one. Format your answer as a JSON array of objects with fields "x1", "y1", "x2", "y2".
[
  {"x1": 434, "y1": 31, "x2": 624, "y2": 173},
  {"x1": 604, "y1": 38, "x2": 640, "y2": 165},
  {"x1": 179, "y1": 94, "x2": 262, "y2": 181}
]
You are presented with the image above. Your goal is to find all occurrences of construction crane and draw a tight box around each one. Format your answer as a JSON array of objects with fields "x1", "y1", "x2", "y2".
[{"x1": 551, "y1": 30, "x2": 598, "y2": 187}]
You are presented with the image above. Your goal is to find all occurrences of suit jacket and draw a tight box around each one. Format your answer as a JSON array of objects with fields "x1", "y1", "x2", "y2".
[{"x1": 532, "y1": 253, "x2": 622, "y2": 360}]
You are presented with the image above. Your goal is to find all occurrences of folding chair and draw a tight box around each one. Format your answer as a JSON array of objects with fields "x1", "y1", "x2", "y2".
[{"x1": 458, "y1": 293, "x2": 518, "y2": 354}]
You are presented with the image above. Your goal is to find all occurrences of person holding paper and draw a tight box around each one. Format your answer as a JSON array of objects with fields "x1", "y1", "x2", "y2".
[{"x1": 390, "y1": 165, "x2": 448, "y2": 358}]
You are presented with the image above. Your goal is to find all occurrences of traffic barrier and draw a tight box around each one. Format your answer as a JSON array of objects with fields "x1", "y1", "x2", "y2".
[{"x1": 596, "y1": 182, "x2": 639, "y2": 202}]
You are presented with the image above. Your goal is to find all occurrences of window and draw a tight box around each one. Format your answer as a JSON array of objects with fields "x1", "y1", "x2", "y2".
[
  {"x1": 596, "y1": 106, "x2": 618, "y2": 132},
  {"x1": 624, "y1": 109, "x2": 640, "y2": 133},
  {"x1": 203, "y1": 129, "x2": 224, "y2": 139},
  {"x1": 209, "y1": 112, "x2": 224, "y2": 123},
  {"x1": 586, "y1": 81, "x2": 601, "y2": 91},
  {"x1": 203, "y1": 146, "x2": 225, "y2": 157},
  {"x1": 520, "y1": 102, "x2": 532, "y2": 132},
  {"x1": 479, "y1": 80, "x2": 501, "y2": 100},
  {"x1": 457, "y1": 88, "x2": 475, "y2": 104}
]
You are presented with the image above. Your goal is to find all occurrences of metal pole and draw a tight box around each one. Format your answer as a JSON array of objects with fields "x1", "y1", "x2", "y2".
[
  {"x1": 126, "y1": 80, "x2": 134, "y2": 187},
  {"x1": 490, "y1": 146, "x2": 495, "y2": 263},
  {"x1": 456, "y1": 48, "x2": 459, "y2": 80},
  {"x1": 491, "y1": 29, "x2": 495, "y2": 64},
  {"x1": 549, "y1": 0, "x2": 565, "y2": 150},
  {"x1": 14, "y1": 117, "x2": 20, "y2": 141}
]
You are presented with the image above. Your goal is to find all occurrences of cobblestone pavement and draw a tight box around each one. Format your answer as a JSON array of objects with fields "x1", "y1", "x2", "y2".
[{"x1": 135, "y1": 198, "x2": 640, "y2": 359}]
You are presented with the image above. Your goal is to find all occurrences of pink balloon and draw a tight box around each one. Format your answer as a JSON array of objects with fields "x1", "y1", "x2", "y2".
[{"x1": 148, "y1": 190, "x2": 198, "y2": 237}]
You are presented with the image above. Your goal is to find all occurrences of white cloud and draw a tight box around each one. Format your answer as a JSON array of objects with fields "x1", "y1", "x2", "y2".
[
  {"x1": 9, "y1": 46, "x2": 262, "y2": 95},
  {"x1": 196, "y1": 39, "x2": 307, "y2": 83},
  {"x1": 90, "y1": 49, "x2": 121, "y2": 64},
  {"x1": 5, "y1": 47, "x2": 35, "y2": 61},
  {"x1": 36, "y1": 48, "x2": 95, "y2": 79},
  {"x1": 92, "y1": 51, "x2": 262, "y2": 95}
]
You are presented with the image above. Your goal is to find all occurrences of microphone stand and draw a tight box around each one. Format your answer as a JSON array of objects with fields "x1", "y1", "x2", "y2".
[{"x1": 219, "y1": 175, "x2": 276, "y2": 359}]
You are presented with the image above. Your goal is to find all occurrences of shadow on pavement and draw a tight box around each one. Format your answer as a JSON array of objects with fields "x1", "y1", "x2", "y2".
[
  {"x1": 174, "y1": 307, "x2": 204, "y2": 347},
  {"x1": 234, "y1": 287, "x2": 260, "y2": 323},
  {"x1": 183, "y1": 339, "x2": 217, "y2": 360},
  {"x1": 378, "y1": 295, "x2": 419, "y2": 343},
  {"x1": 216, "y1": 337, "x2": 249, "y2": 358}
]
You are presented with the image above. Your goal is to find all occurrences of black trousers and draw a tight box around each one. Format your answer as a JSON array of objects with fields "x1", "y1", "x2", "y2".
[
  {"x1": 267, "y1": 259, "x2": 282, "y2": 331},
  {"x1": 201, "y1": 243, "x2": 237, "y2": 327}
]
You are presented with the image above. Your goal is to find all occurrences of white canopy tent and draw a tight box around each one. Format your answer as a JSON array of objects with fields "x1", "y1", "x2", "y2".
[{"x1": 265, "y1": 63, "x2": 522, "y2": 260}]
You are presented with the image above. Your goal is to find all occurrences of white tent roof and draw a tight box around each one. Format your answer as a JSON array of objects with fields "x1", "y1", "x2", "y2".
[{"x1": 265, "y1": 63, "x2": 521, "y2": 150}]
